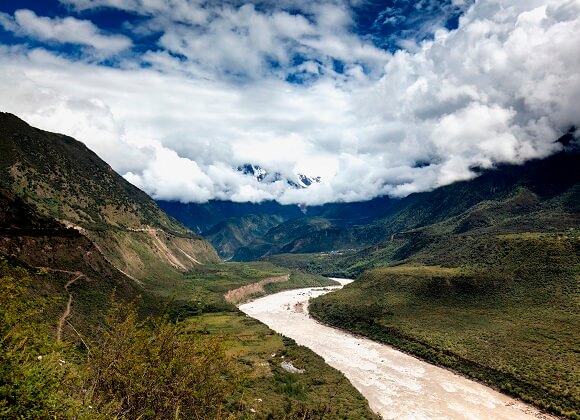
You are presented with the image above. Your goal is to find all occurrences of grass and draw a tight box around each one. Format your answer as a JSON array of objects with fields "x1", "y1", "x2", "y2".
[
  {"x1": 144, "y1": 261, "x2": 373, "y2": 417},
  {"x1": 149, "y1": 261, "x2": 335, "y2": 317},
  {"x1": 188, "y1": 312, "x2": 379, "y2": 418},
  {"x1": 310, "y1": 236, "x2": 580, "y2": 418}
]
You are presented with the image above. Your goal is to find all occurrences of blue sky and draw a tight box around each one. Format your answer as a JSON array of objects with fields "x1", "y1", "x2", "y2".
[
  {"x1": 0, "y1": 0, "x2": 470, "y2": 77},
  {"x1": 0, "y1": 0, "x2": 579, "y2": 204}
]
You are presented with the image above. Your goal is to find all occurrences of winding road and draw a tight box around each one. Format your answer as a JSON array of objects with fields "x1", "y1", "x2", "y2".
[
  {"x1": 239, "y1": 279, "x2": 552, "y2": 420},
  {"x1": 55, "y1": 271, "x2": 85, "y2": 342}
]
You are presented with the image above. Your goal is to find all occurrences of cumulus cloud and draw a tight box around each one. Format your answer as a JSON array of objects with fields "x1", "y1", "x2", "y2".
[
  {"x1": 0, "y1": 0, "x2": 579, "y2": 205},
  {"x1": 0, "y1": 9, "x2": 131, "y2": 55}
]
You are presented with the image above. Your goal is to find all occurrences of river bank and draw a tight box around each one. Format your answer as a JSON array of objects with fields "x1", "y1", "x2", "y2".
[{"x1": 239, "y1": 280, "x2": 552, "y2": 419}]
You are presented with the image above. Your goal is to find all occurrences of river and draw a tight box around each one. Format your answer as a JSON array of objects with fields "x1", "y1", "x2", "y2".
[{"x1": 238, "y1": 279, "x2": 551, "y2": 420}]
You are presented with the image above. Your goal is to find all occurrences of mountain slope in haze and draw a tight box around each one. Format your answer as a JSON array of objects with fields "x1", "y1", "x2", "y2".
[
  {"x1": 159, "y1": 196, "x2": 394, "y2": 237},
  {"x1": 203, "y1": 214, "x2": 285, "y2": 259},
  {"x1": 158, "y1": 199, "x2": 304, "y2": 233},
  {"x1": 0, "y1": 113, "x2": 218, "y2": 282},
  {"x1": 160, "y1": 195, "x2": 394, "y2": 260}
]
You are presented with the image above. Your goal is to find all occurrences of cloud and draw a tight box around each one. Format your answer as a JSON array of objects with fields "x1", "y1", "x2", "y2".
[
  {"x1": 0, "y1": 9, "x2": 131, "y2": 55},
  {"x1": 61, "y1": 0, "x2": 388, "y2": 80},
  {"x1": 0, "y1": 0, "x2": 579, "y2": 205}
]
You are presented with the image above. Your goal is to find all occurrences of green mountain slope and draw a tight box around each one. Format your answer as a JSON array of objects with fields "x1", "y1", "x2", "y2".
[
  {"x1": 267, "y1": 148, "x2": 580, "y2": 276},
  {"x1": 0, "y1": 113, "x2": 219, "y2": 282},
  {"x1": 310, "y1": 233, "x2": 580, "y2": 417},
  {"x1": 226, "y1": 138, "x2": 577, "y2": 265},
  {"x1": 0, "y1": 187, "x2": 148, "y2": 338},
  {"x1": 303, "y1": 148, "x2": 580, "y2": 417}
]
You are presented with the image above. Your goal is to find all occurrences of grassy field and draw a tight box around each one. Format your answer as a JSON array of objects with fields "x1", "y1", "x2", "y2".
[
  {"x1": 146, "y1": 261, "x2": 335, "y2": 317},
  {"x1": 188, "y1": 312, "x2": 379, "y2": 418},
  {"x1": 123, "y1": 260, "x2": 375, "y2": 417}
]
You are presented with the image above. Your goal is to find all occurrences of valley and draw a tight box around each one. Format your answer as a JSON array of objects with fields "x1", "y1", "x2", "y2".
[
  {"x1": 240, "y1": 282, "x2": 552, "y2": 419},
  {"x1": 0, "y1": 114, "x2": 377, "y2": 418},
  {"x1": 1, "y1": 112, "x2": 578, "y2": 419},
  {"x1": 1, "y1": 1, "x2": 579, "y2": 418},
  {"x1": 165, "y1": 137, "x2": 580, "y2": 417}
]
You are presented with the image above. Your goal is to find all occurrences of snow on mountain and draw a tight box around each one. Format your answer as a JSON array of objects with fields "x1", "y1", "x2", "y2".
[{"x1": 237, "y1": 164, "x2": 321, "y2": 189}]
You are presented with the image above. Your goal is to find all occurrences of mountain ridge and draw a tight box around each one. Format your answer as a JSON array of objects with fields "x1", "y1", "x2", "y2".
[
  {"x1": 0, "y1": 112, "x2": 219, "y2": 282},
  {"x1": 227, "y1": 147, "x2": 579, "y2": 264}
]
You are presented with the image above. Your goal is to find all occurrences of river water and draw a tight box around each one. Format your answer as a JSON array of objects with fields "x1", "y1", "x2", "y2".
[{"x1": 239, "y1": 279, "x2": 550, "y2": 420}]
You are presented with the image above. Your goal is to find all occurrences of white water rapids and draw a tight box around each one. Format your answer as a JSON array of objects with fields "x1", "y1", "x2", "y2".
[{"x1": 239, "y1": 279, "x2": 551, "y2": 420}]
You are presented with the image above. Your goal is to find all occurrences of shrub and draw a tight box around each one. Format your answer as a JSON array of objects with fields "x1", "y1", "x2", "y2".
[{"x1": 85, "y1": 302, "x2": 238, "y2": 419}]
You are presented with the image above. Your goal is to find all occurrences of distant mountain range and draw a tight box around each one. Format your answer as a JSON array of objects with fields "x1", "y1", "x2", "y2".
[
  {"x1": 158, "y1": 196, "x2": 394, "y2": 259},
  {"x1": 160, "y1": 133, "x2": 580, "y2": 263}
]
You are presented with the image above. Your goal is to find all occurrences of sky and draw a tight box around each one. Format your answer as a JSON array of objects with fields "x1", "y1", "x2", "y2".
[{"x1": 0, "y1": 0, "x2": 579, "y2": 205}]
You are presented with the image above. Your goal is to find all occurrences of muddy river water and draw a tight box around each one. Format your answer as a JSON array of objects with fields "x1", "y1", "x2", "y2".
[{"x1": 239, "y1": 279, "x2": 551, "y2": 420}]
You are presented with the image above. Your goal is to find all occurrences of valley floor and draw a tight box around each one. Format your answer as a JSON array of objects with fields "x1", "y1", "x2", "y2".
[{"x1": 240, "y1": 282, "x2": 553, "y2": 420}]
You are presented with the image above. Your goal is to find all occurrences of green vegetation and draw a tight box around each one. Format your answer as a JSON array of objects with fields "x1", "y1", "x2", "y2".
[
  {"x1": 157, "y1": 262, "x2": 335, "y2": 319},
  {"x1": 0, "y1": 257, "x2": 377, "y2": 418},
  {"x1": 265, "y1": 252, "x2": 359, "y2": 278},
  {"x1": 0, "y1": 260, "x2": 70, "y2": 418},
  {"x1": 311, "y1": 233, "x2": 580, "y2": 418},
  {"x1": 0, "y1": 259, "x2": 234, "y2": 419},
  {"x1": 85, "y1": 302, "x2": 237, "y2": 418},
  {"x1": 189, "y1": 312, "x2": 378, "y2": 418},
  {"x1": 264, "y1": 271, "x2": 336, "y2": 294}
]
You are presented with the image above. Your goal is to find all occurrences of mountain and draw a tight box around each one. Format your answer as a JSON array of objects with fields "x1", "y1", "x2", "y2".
[
  {"x1": 203, "y1": 213, "x2": 285, "y2": 259},
  {"x1": 157, "y1": 199, "x2": 304, "y2": 233},
  {"x1": 160, "y1": 195, "x2": 394, "y2": 259},
  {"x1": 296, "y1": 147, "x2": 579, "y2": 417},
  {"x1": 237, "y1": 163, "x2": 321, "y2": 189},
  {"x1": 334, "y1": 147, "x2": 580, "y2": 276},
  {"x1": 0, "y1": 113, "x2": 219, "y2": 283},
  {"x1": 241, "y1": 147, "x2": 579, "y2": 266},
  {"x1": 0, "y1": 186, "x2": 148, "y2": 333}
]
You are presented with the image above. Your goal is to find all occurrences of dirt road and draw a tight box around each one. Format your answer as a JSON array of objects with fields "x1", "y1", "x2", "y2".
[
  {"x1": 224, "y1": 274, "x2": 290, "y2": 304},
  {"x1": 55, "y1": 271, "x2": 84, "y2": 342}
]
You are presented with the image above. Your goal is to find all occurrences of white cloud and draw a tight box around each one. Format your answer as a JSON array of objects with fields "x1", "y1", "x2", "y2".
[
  {"x1": 61, "y1": 0, "x2": 388, "y2": 79},
  {"x1": 0, "y1": 9, "x2": 131, "y2": 55},
  {"x1": 0, "y1": 0, "x2": 579, "y2": 205}
]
